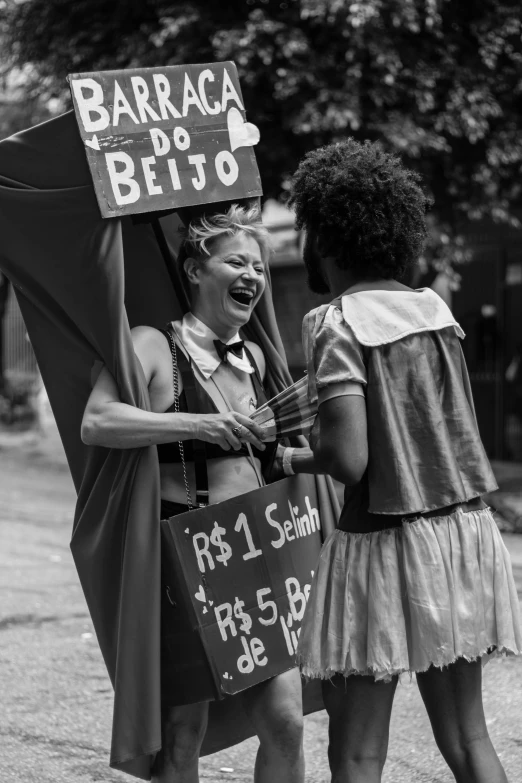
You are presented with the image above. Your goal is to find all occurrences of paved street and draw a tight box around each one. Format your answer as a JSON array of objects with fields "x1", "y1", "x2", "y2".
[{"x1": 1, "y1": 431, "x2": 522, "y2": 783}]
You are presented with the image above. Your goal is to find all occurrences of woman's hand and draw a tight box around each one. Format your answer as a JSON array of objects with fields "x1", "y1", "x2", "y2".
[{"x1": 196, "y1": 412, "x2": 267, "y2": 451}]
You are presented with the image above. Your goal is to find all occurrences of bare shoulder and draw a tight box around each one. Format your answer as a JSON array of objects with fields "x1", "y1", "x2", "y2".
[
  {"x1": 131, "y1": 325, "x2": 171, "y2": 380},
  {"x1": 131, "y1": 324, "x2": 167, "y2": 346},
  {"x1": 245, "y1": 340, "x2": 266, "y2": 380}
]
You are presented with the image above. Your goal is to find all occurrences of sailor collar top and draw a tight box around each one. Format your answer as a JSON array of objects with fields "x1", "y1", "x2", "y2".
[{"x1": 303, "y1": 287, "x2": 497, "y2": 517}]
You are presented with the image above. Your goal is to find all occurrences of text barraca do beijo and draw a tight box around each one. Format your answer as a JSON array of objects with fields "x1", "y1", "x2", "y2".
[{"x1": 71, "y1": 65, "x2": 258, "y2": 208}]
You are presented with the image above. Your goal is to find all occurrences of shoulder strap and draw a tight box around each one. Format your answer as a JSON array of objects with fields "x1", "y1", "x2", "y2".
[
  {"x1": 243, "y1": 345, "x2": 268, "y2": 406},
  {"x1": 165, "y1": 324, "x2": 209, "y2": 508}
]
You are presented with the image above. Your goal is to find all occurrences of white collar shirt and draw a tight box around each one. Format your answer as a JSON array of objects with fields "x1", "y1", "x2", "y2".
[{"x1": 171, "y1": 312, "x2": 254, "y2": 380}]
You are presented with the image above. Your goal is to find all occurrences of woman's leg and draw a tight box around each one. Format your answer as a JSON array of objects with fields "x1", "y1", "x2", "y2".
[
  {"x1": 322, "y1": 673, "x2": 398, "y2": 783},
  {"x1": 242, "y1": 668, "x2": 304, "y2": 783},
  {"x1": 152, "y1": 701, "x2": 209, "y2": 783},
  {"x1": 416, "y1": 658, "x2": 508, "y2": 783}
]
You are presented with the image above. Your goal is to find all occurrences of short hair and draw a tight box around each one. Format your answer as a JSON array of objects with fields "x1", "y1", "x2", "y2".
[
  {"x1": 289, "y1": 139, "x2": 432, "y2": 279},
  {"x1": 180, "y1": 204, "x2": 272, "y2": 266}
]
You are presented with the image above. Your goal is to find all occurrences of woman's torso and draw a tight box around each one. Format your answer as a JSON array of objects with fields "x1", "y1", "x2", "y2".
[{"x1": 149, "y1": 332, "x2": 266, "y2": 505}]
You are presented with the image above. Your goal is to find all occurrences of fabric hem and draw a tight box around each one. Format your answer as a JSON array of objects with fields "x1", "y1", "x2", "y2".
[
  {"x1": 298, "y1": 644, "x2": 522, "y2": 684},
  {"x1": 335, "y1": 507, "x2": 493, "y2": 540},
  {"x1": 366, "y1": 487, "x2": 498, "y2": 517},
  {"x1": 110, "y1": 744, "x2": 160, "y2": 767}
]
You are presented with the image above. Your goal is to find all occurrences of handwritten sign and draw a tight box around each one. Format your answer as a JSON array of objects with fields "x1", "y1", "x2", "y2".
[
  {"x1": 68, "y1": 62, "x2": 263, "y2": 218},
  {"x1": 160, "y1": 475, "x2": 322, "y2": 696}
]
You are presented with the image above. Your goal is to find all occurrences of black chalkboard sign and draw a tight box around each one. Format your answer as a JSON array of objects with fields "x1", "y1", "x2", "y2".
[
  {"x1": 161, "y1": 474, "x2": 322, "y2": 697},
  {"x1": 68, "y1": 62, "x2": 263, "y2": 218}
]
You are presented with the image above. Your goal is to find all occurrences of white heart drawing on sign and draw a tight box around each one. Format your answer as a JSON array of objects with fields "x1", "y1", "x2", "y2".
[
  {"x1": 184, "y1": 528, "x2": 190, "y2": 534},
  {"x1": 223, "y1": 673, "x2": 230, "y2": 679},
  {"x1": 85, "y1": 135, "x2": 100, "y2": 151},
  {"x1": 195, "y1": 585, "x2": 206, "y2": 603},
  {"x1": 202, "y1": 607, "x2": 208, "y2": 614},
  {"x1": 227, "y1": 107, "x2": 260, "y2": 153},
  {"x1": 209, "y1": 600, "x2": 214, "y2": 606}
]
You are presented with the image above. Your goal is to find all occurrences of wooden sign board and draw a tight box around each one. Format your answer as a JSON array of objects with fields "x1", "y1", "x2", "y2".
[
  {"x1": 68, "y1": 62, "x2": 263, "y2": 218},
  {"x1": 161, "y1": 474, "x2": 323, "y2": 697}
]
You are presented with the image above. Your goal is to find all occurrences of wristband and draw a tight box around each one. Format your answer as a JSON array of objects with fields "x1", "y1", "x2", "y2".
[{"x1": 282, "y1": 447, "x2": 295, "y2": 476}]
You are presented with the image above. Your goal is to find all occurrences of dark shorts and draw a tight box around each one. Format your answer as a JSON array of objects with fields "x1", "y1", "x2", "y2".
[{"x1": 160, "y1": 499, "x2": 217, "y2": 707}]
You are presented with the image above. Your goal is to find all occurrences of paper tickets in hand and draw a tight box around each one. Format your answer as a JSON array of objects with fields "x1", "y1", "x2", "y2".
[{"x1": 251, "y1": 376, "x2": 317, "y2": 439}]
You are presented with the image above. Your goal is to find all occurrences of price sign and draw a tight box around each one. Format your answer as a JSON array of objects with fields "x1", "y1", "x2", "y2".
[
  {"x1": 161, "y1": 475, "x2": 322, "y2": 696},
  {"x1": 68, "y1": 62, "x2": 263, "y2": 218}
]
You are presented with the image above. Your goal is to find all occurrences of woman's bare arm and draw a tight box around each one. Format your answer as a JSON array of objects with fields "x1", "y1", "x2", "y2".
[
  {"x1": 81, "y1": 366, "x2": 205, "y2": 448},
  {"x1": 81, "y1": 328, "x2": 266, "y2": 451}
]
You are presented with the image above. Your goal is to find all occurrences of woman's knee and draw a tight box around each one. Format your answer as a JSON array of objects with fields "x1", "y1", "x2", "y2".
[
  {"x1": 162, "y1": 705, "x2": 208, "y2": 767},
  {"x1": 417, "y1": 659, "x2": 495, "y2": 774},
  {"x1": 434, "y1": 724, "x2": 491, "y2": 770},
  {"x1": 328, "y1": 724, "x2": 388, "y2": 778},
  {"x1": 245, "y1": 670, "x2": 303, "y2": 757},
  {"x1": 259, "y1": 709, "x2": 304, "y2": 757}
]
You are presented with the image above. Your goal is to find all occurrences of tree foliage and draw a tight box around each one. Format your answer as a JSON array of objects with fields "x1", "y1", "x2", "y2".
[
  {"x1": 0, "y1": 1, "x2": 55, "y2": 139},
  {"x1": 4, "y1": 0, "x2": 522, "y2": 273}
]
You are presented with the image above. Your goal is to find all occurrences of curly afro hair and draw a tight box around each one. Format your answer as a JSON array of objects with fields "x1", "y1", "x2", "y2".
[{"x1": 289, "y1": 139, "x2": 432, "y2": 280}]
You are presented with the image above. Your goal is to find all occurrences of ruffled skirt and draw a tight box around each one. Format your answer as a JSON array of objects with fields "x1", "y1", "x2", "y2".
[{"x1": 297, "y1": 507, "x2": 522, "y2": 681}]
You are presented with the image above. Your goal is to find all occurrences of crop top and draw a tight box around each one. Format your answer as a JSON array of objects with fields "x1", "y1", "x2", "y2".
[{"x1": 156, "y1": 332, "x2": 276, "y2": 470}]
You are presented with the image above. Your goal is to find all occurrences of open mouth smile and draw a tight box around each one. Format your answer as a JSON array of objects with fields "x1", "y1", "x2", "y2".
[{"x1": 229, "y1": 287, "x2": 256, "y2": 306}]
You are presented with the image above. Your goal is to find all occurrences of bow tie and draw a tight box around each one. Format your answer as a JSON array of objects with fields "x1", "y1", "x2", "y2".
[{"x1": 214, "y1": 339, "x2": 245, "y2": 363}]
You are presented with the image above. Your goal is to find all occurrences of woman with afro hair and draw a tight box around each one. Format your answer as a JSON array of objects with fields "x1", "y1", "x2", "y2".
[{"x1": 291, "y1": 139, "x2": 521, "y2": 783}]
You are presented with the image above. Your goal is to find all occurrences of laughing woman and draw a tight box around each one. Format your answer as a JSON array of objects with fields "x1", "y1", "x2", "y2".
[{"x1": 80, "y1": 205, "x2": 309, "y2": 783}]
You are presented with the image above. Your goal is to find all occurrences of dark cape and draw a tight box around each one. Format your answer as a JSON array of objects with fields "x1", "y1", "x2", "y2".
[{"x1": 0, "y1": 112, "x2": 339, "y2": 779}]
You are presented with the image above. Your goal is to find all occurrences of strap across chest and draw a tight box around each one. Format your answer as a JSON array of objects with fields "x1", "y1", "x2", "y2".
[{"x1": 163, "y1": 325, "x2": 266, "y2": 508}]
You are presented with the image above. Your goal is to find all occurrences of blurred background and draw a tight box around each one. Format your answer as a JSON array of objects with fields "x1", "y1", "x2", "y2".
[{"x1": 1, "y1": 0, "x2": 521, "y2": 462}]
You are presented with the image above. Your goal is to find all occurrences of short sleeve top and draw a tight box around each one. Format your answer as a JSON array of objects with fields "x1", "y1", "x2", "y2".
[
  {"x1": 304, "y1": 304, "x2": 366, "y2": 404},
  {"x1": 303, "y1": 288, "x2": 497, "y2": 516}
]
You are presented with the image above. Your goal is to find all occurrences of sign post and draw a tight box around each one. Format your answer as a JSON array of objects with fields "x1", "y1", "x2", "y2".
[
  {"x1": 68, "y1": 62, "x2": 263, "y2": 219},
  {"x1": 161, "y1": 474, "x2": 322, "y2": 697}
]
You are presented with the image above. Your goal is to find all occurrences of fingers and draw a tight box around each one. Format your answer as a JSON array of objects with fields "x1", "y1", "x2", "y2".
[
  {"x1": 225, "y1": 431, "x2": 243, "y2": 451},
  {"x1": 232, "y1": 413, "x2": 267, "y2": 450},
  {"x1": 218, "y1": 435, "x2": 242, "y2": 451},
  {"x1": 233, "y1": 412, "x2": 266, "y2": 438},
  {"x1": 200, "y1": 413, "x2": 266, "y2": 451},
  {"x1": 238, "y1": 431, "x2": 266, "y2": 451}
]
